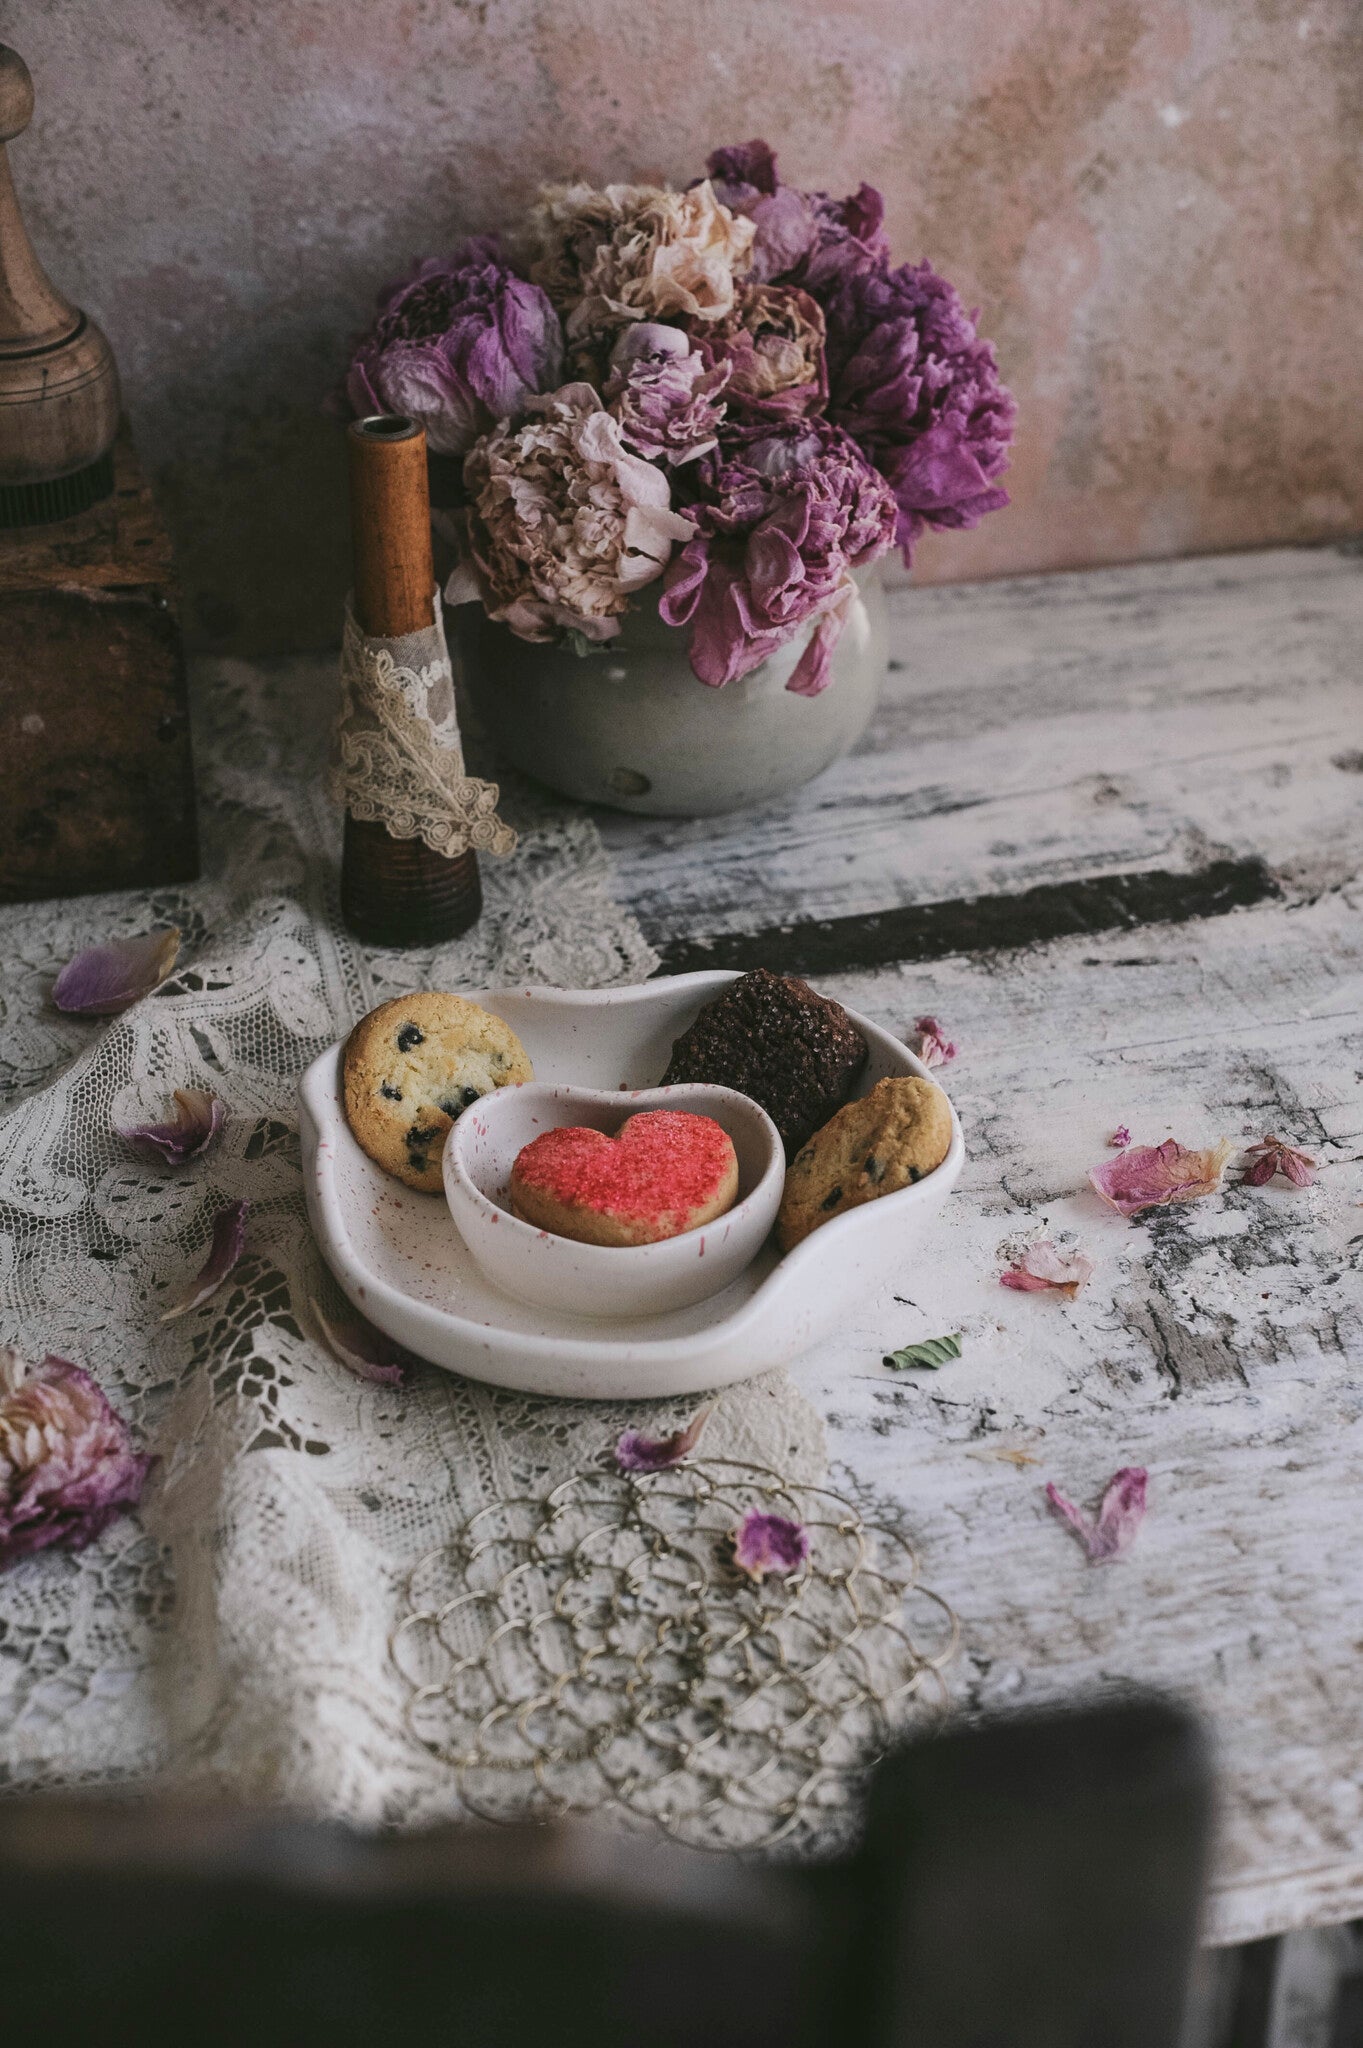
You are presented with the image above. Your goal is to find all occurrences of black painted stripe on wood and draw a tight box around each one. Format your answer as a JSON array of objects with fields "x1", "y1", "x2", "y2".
[{"x1": 651, "y1": 857, "x2": 1281, "y2": 978}]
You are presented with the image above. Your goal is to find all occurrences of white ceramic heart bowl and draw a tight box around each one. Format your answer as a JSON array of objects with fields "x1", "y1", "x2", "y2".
[
  {"x1": 298, "y1": 971, "x2": 964, "y2": 1399},
  {"x1": 444, "y1": 1082, "x2": 784, "y2": 1319}
]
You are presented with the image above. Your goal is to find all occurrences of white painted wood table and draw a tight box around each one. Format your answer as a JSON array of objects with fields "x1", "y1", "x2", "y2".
[{"x1": 599, "y1": 544, "x2": 1363, "y2": 1952}]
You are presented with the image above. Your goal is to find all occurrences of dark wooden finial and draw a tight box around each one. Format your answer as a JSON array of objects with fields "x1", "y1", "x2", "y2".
[
  {"x1": 0, "y1": 45, "x2": 120, "y2": 524},
  {"x1": 340, "y1": 413, "x2": 482, "y2": 947}
]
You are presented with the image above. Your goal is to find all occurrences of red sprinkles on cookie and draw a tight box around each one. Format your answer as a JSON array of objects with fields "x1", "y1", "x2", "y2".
[{"x1": 511, "y1": 1110, "x2": 739, "y2": 1246}]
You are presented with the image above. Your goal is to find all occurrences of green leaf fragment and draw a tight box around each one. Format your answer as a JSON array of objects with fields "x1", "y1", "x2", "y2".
[{"x1": 882, "y1": 1333, "x2": 963, "y2": 1370}]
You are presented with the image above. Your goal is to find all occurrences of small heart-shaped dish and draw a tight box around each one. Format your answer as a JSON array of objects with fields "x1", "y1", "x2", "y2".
[{"x1": 445, "y1": 1082, "x2": 783, "y2": 1319}]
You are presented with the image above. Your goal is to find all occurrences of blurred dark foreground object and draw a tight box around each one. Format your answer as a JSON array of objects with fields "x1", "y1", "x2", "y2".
[{"x1": 0, "y1": 1694, "x2": 1210, "y2": 2048}]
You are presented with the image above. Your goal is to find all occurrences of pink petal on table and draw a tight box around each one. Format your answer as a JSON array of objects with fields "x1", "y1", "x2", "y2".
[
  {"x1": 310, "y1": 1299, "x2": 407, "y2": 1386},
  {"x1": 1088, "y1": 1138, "x2": 1233, "y2": 1217},
  {"x1": 115, "y1": 1087, "x2": 226, "y2": 1167},
  {"x1": 615, "y1": 1406, "x2": 712, "y2": 1472},
  {"x1": 0, "y1": 1346, "x2": 154, "y2": 1568},
  {"x1": 1046, "y1": 1465, "x2": 1148, "y2": 1564},
  {"x1": 1000, "y1": 1239, "x2": 1095, "y2": 1297},
  {"x1": 912, "y1": 1015, "x2": 957, "y2": 1067},
  {"x1": 731, "y1": 1508, "x2": 810, "y2": 1581},
  {"x1": 160, "y1": 1201, "x2": 249, "y2": 1322},
  {"x1": 51, "y1": 929, "x2": 181, "y2": 1016},
  {"x1": 1109, "y1": 1125, "x2": 1132, "y2": 1149},
  {"x1": 1243, "y1": 1135, "x2": 1317, "y2": 1189}
]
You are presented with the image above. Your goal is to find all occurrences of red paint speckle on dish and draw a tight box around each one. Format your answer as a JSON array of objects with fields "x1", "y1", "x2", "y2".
[{"x1": 512, "y1": 1111, "x2": 735, "y2": 1228}]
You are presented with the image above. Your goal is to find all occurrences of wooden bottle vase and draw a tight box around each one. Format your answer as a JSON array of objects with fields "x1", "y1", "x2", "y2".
[{"x1": 341, "y1": 414, "x2": 481, "y2": 947}]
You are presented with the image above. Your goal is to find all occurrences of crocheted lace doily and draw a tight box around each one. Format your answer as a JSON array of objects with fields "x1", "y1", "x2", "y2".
[{"x1": 0, "y1": 650, "x2": 843, "y2": 1826}]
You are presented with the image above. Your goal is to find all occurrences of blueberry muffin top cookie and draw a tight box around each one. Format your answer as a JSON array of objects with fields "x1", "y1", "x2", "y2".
[
  {"x1": 776, "y1": 1074, "x2": 952, "y2": 1251},
  {"x1": 661, "y1": 968, "x2": 866, "y2": 1159},
  {"x1": 343, "y1": 992, "x2": 533, "y2": 1194}
]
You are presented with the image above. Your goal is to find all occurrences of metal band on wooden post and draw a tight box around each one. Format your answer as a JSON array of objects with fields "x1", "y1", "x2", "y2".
[{"x1": 340, "y1": 414, "x2": 482, "y2": 946}]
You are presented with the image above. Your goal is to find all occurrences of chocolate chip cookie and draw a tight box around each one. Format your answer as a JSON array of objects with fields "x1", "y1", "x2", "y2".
[
  {"x1": 776, "y1": 1075, "x2": 953, "y2": 1250},
  {"x1": 343, "y1": 992, "x2": 533, "y2": 1193}
]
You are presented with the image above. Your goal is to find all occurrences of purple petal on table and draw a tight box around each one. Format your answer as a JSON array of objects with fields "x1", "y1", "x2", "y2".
[
  {"x1": 52, "y1": 929, "x2": 181, "y2": 1016},
  {"x1": 0, "y1": 1346, "x2": 153, "y2": 1569},
  {"x1": 1242, "y1": 1135, "x2": 1317, "y2": 1189},
  {"x1": 115, "y1": 1087, "x2": 226, "y2": 1167},
  {"x1": 160, "y1": 1201, "x2": 249, "y2": 1322},
  {"x1": 310, "y1": 1298, "x2": 407, "y2": 1387},
  {"x1": 1109, "y1": 1125, "x2": 1132, "y2": 1149},
  {"x1": 1046, "y1": 1465, "x2": 1148, "y2": 1564},
  {"x1": 615, "y1": 1406, "x2": 712, "y2": 1472},
  {"x1": 731, "y1": 1508, "x2": 810, "y2": 1581},
  {"x1": 999, "y1": 1239, "x2": 1094, "y2": 1297},
  {"x1": 912, "y1": 1015, "x2": 957, "y2": 1067},
  {"x1": 1088, "y1": 1138, "x2": 1233, "y2": 1217}
]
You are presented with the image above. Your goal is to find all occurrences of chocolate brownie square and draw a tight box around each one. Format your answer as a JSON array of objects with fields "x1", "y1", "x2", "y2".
[{"x1": 661, "y1": 968, "x2": 867, "y2": 1159}]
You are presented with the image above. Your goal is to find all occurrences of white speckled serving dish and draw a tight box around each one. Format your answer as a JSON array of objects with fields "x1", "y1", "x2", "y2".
[{"x1": 298, "y1": 971, "x2": 964, "y2": 1400}]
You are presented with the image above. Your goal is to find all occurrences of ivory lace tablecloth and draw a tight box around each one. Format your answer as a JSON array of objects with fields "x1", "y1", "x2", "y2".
[{"x1": 0, "y1": 651, "x2": 831, "y2": 1817}]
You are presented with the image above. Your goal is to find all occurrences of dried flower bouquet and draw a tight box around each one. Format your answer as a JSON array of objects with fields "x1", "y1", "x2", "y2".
[{"x1": 345, "y1": 140, "x2": 1015, "y2": 697}]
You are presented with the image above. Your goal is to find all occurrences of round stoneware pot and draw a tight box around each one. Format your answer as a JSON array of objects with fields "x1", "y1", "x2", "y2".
[{"x1": 457, "y1": 563, "x2": 888, "y2": 818}]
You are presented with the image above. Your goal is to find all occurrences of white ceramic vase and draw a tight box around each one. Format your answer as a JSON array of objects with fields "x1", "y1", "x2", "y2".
[{"x1": 456, "y1": 563, "x2": 889, "y2": 817}]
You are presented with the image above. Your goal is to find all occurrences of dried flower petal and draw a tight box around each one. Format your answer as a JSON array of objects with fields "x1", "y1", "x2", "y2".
[
  {"x1": 1000, "y1": 1239, "x2": 1094, "y2": 1297},
  {"x1": 115, "y1": 1087, "x2": 226, "y2": 1167},
  {"x1": 615, "y1": 1406, "x2": 712, "y2": 1472},
  {"x1": 160, "y1": 1201, "x2": 249, "y2": 1322},
  {"x1": 311, "y1": 1299, "x2": 407, "y2": 1386},
  {"x1": 1088, "y1": 1138, "x2": 1233, "y2": 1217},
  {"x1": 1109, "y1": 1125, "x2": 1132, "y2": 1149},
  {"x1": 1243, "y1": 1135, "x2": 1317, "y2": 1188},
  {"x1": 913, "y1": 1016, "x2": 957, "y2": 1067},
  {"x1": 0, "y1": 1346, "x2": 153, "y2": 1567},
  {"x1": 731, "y1": 1508, "x2": 810, "y2": 1581},
  {"x1": 1046, "y1": 1466, "x2": 1148, "y2": 1564},
  {"x1": 52, "y1": 929, "x2": 181, "y2": 1016}
]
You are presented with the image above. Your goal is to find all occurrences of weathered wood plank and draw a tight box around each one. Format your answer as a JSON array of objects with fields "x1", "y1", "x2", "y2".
[{"x1": 602, "y1": 542, "x2": 1363, "y2": 1950}]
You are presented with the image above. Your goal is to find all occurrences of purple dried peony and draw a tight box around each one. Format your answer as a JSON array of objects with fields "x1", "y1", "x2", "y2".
[
  {"x1": 703, "y1": 139, "x2": 888, "y2": 289},
  {"x1": 661, "y1": 419, "x2": 897, "y2": 695},
  {"x1": 821, "y1": 257, "x2": 1016, "y2": 563},
  {"x1": 604, "y1": 323, "x2": 729, "y2": 465},
  {"x1": 0, "y1": 1346, "x2": 153, "y2": 1568},
  {"x1": 346, "y1": 237, "x2": 563, "y2": 457}
]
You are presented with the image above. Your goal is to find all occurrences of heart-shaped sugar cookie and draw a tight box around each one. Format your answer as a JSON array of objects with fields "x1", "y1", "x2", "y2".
[{"x1": 510, "y1": 1109, "x2": 739, "y2": 1247}]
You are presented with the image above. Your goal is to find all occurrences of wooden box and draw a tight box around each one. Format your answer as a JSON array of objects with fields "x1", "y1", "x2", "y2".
[{"x1": 0, "y1": 424, "x2": 198, "y2": 903}]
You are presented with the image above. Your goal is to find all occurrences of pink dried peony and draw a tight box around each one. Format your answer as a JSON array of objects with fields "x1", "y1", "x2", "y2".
[
  {"x1": 1088, "y1": 1138, "x2": 1234, "y2": 1218},
  {"x1": 346, "y1": 238, "x2": 563, "y2": 457},
  {"x1": 1242, "y1": 1135, "x2": 1317, "y2": 1188},
  {"x1": 1000, "y1": 1239, "x2": 1094, "y2": 1297},
  {"x1": 1046, "y1": 1466, "x2": 1147, "y2": 1564},
  {"x1": 604, "y1": 323, "x2": 729, "y2": 466},
  {"x1": 820, "y1": 257, "x2": 1015, "y2": 564},
  {"x1": 660, "y1": 419, "x2": 897, "y2": 694},
  {"x1": 450, "y1": 383, "x2": 696, "y2": 643},
  {"x1": 695, "y1": 282, "x2": 828, "y2": 422},
  {"x1": 528, "y1": 180, "x2": 755, "y2": 343},
  {"x1": 0, "y1": 1346, "x2": 153, "y2": 1568},
  {"x1": 731, "y1": 1508, "x2": 810, "y2": 1581}
]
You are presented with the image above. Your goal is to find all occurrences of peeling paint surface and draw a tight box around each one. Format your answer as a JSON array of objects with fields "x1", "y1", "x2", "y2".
[{"x1": 7, "y1": 0, "x2": 1363, "y2": 649}]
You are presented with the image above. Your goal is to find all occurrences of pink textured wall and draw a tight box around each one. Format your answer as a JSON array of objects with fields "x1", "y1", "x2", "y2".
[{"x1": 9, "y1": 0, "x2": 1363, "y2": 649}]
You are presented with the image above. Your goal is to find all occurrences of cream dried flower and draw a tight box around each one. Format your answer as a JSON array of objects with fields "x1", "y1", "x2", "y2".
[
  {"x1": 529, "y1": 179, "x2": 755, "y2": 343},
  {"x1": 450, "y1": 382, "x2": 696, "y2": 644}
]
